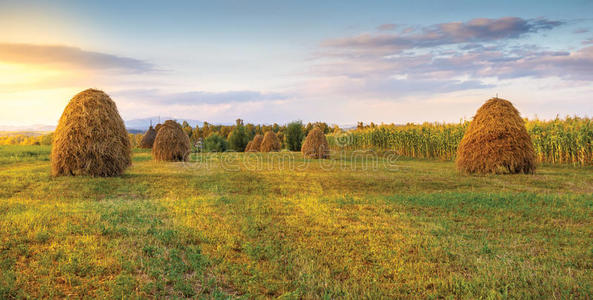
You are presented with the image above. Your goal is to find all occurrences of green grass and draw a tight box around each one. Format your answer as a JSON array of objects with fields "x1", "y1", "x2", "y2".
[{"x1": 0, "y1": 145, "x2": 592, "y2": 298}]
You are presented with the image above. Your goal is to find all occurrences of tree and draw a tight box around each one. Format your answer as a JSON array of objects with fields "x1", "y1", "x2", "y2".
[
  {"x1": 191, "y1": 126, "x2": 201, "y2": 143},
  {"x1": 181, "y1": 121, "x2": 192, "y2": 139},
  {"x1": 220, "y1": 126, "x2": 232, "y2": 138},
  {"x1": 332, "y1": 124, "x2": 342, "y2": 134},
  {"x1": 203, "y1": 133, "x2": 228, "y2": 152},
  {"x1": 286, "y1": 121, "x2": 305, "y2": 151},
  {"x1": 313, "y1": 122, "x2": 330, "y2": 134},
  {"x1": 228, "y1": 121, "x2": 249, "y2": 151},
  {"x1": 202, "y1": 122, "x2": 211, "y2": 138},
  {"x1": 245, "y1": 123, "x2": 256, "y2": 140}
]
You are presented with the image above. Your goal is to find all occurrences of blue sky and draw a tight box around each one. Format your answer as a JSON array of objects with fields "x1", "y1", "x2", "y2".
[{"x1": 0, "y1": 0, "x2": 592, "y2": 126}]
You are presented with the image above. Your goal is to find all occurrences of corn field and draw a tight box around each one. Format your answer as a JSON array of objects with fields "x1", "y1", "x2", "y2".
[{"x1": 328, "y1": 117, "x2": 593, "y2": 165}]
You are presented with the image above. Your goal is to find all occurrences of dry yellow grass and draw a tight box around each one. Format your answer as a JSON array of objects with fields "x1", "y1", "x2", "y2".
[{"x1": 51, "y1": 89, "x2": 131, "y2": 177}]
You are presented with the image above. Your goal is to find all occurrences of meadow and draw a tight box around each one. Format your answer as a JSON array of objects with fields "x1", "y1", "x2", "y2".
[{"x1": 1, "y1": 145, "x2": 592, "y2": 298}]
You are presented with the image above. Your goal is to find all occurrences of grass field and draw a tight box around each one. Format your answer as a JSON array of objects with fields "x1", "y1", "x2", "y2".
[{"x1": 1, "y1": 145, "x2": 592, "y2": 298}]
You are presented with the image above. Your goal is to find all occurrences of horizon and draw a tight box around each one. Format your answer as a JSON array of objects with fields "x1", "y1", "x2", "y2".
[{"x1": 1, "y1": 0, "x2": 593, "y2": 127}]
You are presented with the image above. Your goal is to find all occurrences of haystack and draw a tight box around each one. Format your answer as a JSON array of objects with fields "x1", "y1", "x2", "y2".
[
  {"x1": 245, "y1": 141, "x2": 254, "y2": 152},
  {"x1": 248, "y1": 134, "x2": 264, "y2": 152},
  {"x1": 152, "y1": 120, "x2": 191, "y2": 161},
  {"x1": 51, "y1": 89, "x2": 131, "y2": 177},
  {"x1": 139, "y1": 126, "x2": 157, "y2": 148},
  {"x1": 260, "y1": 131, "x2": 281, "y2": 152},
  {"x1": 456, "y1": 97, "x2": 536, "y2": 174},
  {"x1": 155, "y1": 123, "x2": 163, "y2": 132},
  {"x1": 301, "y1": 127, "x2": 330, "y2": 159}
]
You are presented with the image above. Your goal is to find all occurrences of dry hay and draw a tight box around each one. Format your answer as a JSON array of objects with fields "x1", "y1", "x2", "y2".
[
  {"x1": 247, "y1": 134, "x2": 264, "y2": 152},
  {"x1": 301, "y1": 127, "x2": 330, "y2": 159},
  {"x1": 245, "y1": 141, "x2": 254, "y2": 152},
  {"x1": 456, "y1": 97, "x2": 536, "y2": 174},
  {"x1": 139, "y1": 126, "x2": 157, "y2": 148},
  {"x1": 155, "y1": 123, "x2": 163, "y2": 132},
  {"x1": 152, "y1": 120, "x2": 191, "y2": 161},
  {"x1": 51, "y1": 89, "x2": 131, "y2": 177},
  {"x1": 260, "y1": 131, "x2": 281, "y2": 152}
]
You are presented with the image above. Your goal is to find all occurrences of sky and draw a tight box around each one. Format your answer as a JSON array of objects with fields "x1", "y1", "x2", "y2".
[{"x1": 1, "y1": 0, "x2": 592, "y2": 127}]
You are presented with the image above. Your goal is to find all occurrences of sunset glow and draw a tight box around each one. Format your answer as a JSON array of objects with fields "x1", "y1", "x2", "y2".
[{"x1": 1, "y1": 0, "x2": 592, "y2": 127}]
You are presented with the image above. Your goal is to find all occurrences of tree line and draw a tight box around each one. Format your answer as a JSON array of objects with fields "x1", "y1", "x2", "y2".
[{"x1": 130, "y1": 119, "x2": 342, "y2": 152}]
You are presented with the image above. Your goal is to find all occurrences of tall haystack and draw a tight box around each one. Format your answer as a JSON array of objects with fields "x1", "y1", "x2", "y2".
[
  {"x1": 152, "y1": 120, "x2": 191, "y2": 161},
  {"x1": 155, "y1": 123, "x2": 163, "y2": 132},
  {"x1": 248, "y1": 134, "x2": 264, "y2": 152},
  {"x1": 139, "y1": 126, "x2": 157, "y2": 148},
  {"x1": 301, "y1": 127, "x2": 330, "y2": 159},
  {"x1": 260, "y1": 131, "x2": 281, "y2": 152},
  {"x1": 51, "y1": 89, "x2": 131, "y2": 177},
  {"x1": 456, "y1": 97, "x2": 536, "y2": 174}
]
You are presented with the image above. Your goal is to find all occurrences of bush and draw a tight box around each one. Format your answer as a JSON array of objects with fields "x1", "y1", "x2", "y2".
[
  {"x1": 203, "y1": 133, "x2": 228, "y2": 152},
  {"x1": 39, "y1": 133, "x2": 53, "y2": 146},
  {"x1": 286, "y1": 121, "x2": 304, "y2": 151}
]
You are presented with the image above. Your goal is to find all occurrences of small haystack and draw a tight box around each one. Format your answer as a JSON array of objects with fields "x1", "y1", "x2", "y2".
[
  {"x1": 152, "y1": 120, "x2": 191, "y2": 161},
  {"x1": 245, "y1": 141, "x2": 254, "y2": 152},
  {"x1": 260, "y1": 131, "x2": 281, "y2": 152},
  {"x1": 155, "y1": 123, "x2": 163, "y2": 132},
  {"x1": 51, "y1": 89, "x2": 131, "y2": 177},
  {"x1": 249, "y1": 134, "x2": 264, "y2": 152},
  {"x1": 456, "y1": 97, "x2": 536, "y2": 174},
  {"x1": 139, "y1": 126, "x2": 157, "y2": 148},
  {"x1": 301, "y1": 127, "x2": 330, "y2": 159}
]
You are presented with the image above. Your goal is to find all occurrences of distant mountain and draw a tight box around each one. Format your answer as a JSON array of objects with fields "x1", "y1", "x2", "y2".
[
  {"x1": 124, "y1": 117, "x2": 203, "y2": 131},
  {"x1": 0, "y1": 124, "x2": 55, "y2": 132},
  {"x1": 339, "y1": 124, "x2": 357, "y2": 131},
  {"x1": 0, "y1": 119, "x2": 357, "y2": 133},
  {"x1": 0, "y1": 118, "x2": 209, "y2": 134}
]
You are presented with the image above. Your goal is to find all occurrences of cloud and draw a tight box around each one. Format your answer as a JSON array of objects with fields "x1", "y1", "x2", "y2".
[
  {"x1": 112, "y1": 89, "x2": 290, "y2": 105},
  {"x1": 377, "y1": 24, "x2": 397, "y2": 31},
  {"x1": 309, "y1": 16, "x2": 593, "y2": 99},
  {"x1": 574, "y1": 28, "x2": 590, "y2": 34},
  {"x1": 354, "y1": 78, "x2": 493, "y2": 95},
  {"x1": 0, "y1": 43, "x2": 154, "y2": 72},
  {"x1": 322, "y1": 17, "x2": 564, "y2": 54},
  {"x1": 419, "y1": 47, "x2": 593, "y2": 81},
  {"x1": 315, "y1": 45, "x2": 593, "y2": 81}
]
